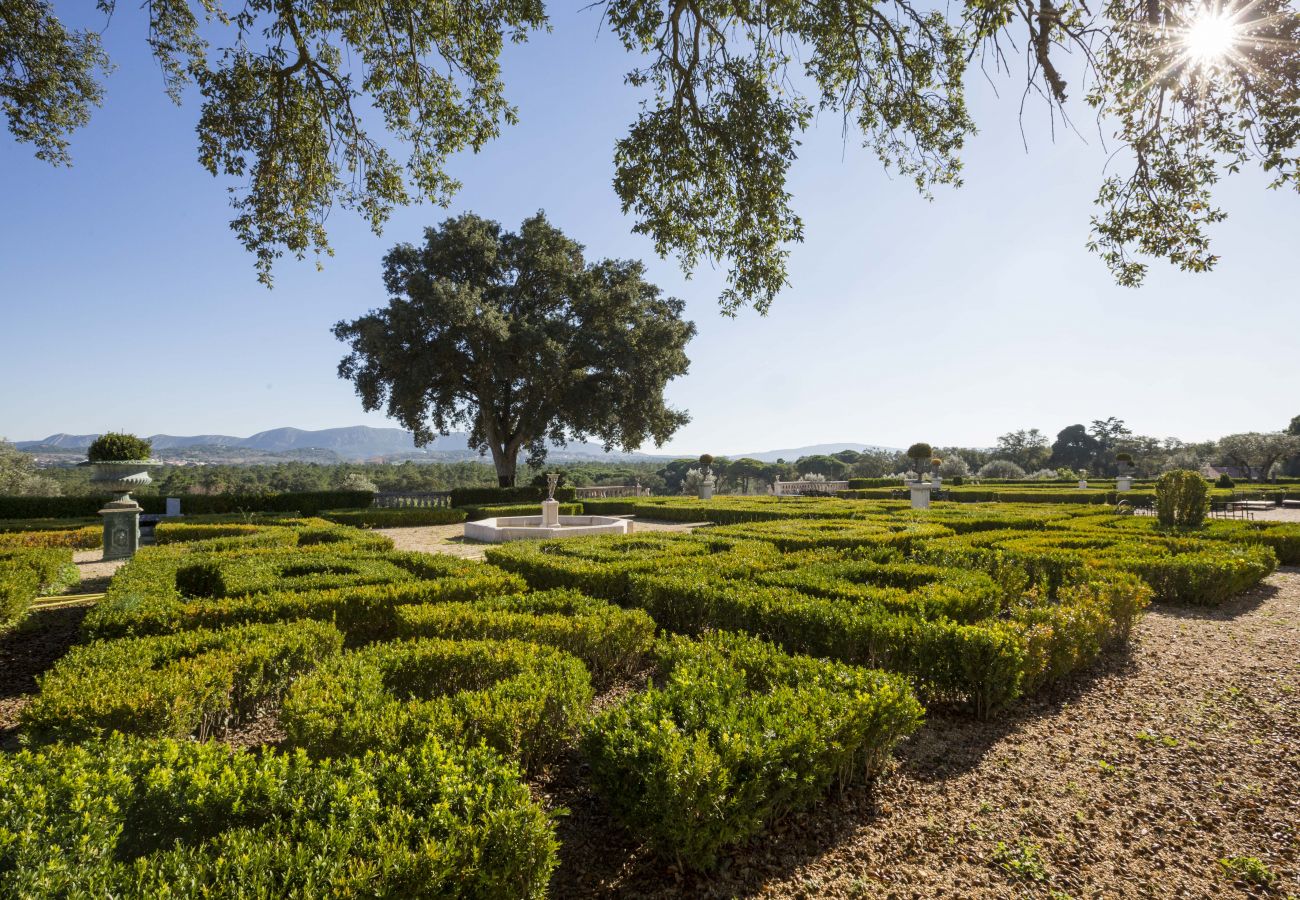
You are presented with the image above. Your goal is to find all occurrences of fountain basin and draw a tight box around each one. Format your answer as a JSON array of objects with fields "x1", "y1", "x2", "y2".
[{"x1": 464, "y1": 515, "x2": 631, "y2": 544}]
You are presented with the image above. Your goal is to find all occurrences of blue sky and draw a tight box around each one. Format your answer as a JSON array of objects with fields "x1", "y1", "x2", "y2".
[{"x1": 2, "y1": 4, "x2": 1297, "y2": 455}]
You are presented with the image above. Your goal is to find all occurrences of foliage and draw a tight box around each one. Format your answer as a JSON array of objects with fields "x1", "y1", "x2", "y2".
[
  {"x1": 86, "y1": 432, "x2": 152, "y2": 462},
  {"x1": 450, "y1": 485, "x2": 577, "y2": 506},
  {"x1": 338, "y1": 472, "x2": 378, "y2": 492},
  {"x1": 978, "y1": 459, "x2": 1027, "y2": 480},
  {"x1": 906, "y1": 443, "x2": 934, "y2": 466},
  {"x1": 0, "y1": 547, "x2": 77, "y2": 629},
  {"x1": 0, "y1": 439, "x2": 62, "y2": 496},
  {"x1": 281, "y1": 637, "x2": 593, "y2": 773},
  {"x1": 1215, "y1": 473, "x2": 1234, "y2": 488},
  {"x1": 334, "y1": 213, "x2": 695, "y2": 485},
  {"x1": 0, "y1": 524, "x2": 100, "y2": 550},
  {"x1": 1217, "y1": 432, "x2": 1300, "y2": 481},
  {"x1": 583, "y1": 631, "x2": 922, "y2": 869},
  {"x1": 463, "y1": 502, "x2": 582, "y2": 521},
  {"x1": 319, "y1": 506, "x2": 467, "y2": 528},
  {"x1": 939, "y1": 456, "x2": 971, "y2": 478},
  {"x1": 1049, "y1": 425, "x2": 1100, "y2": 471},
  {"x1": 996, "y1": 429, "x2": 1051, "y2": 472},
  {"x1": 1156, "y1": 469, "x2": 1211, "y2": 528},
  {"x1": 0, "y1": 735, "x2": 558, "y2": 897},
  {"x1": 393, "y1": 590, "x2": 656, "y2": 685},
  {"x1": 22, "y1": 621, "x2": 343, "y2": 743}
]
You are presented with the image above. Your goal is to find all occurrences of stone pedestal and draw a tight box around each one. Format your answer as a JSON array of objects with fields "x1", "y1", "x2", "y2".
[
  {"x1": 165, "y1": 497, "x2": 182, "y2": 517},
  {"x1": 1116, "y1": 476, "x2": 1132, "y2": 492},
  {"x1": 541, "y1": 498, "x2": 561, "y2": 527},
  {"x1": 931, "y1": 475, "x2": 942, "y2": 490},
  {"x1": 699, "y1": 477, "x2": 715, "y2": 500},
  {"x1": 100, "y1": 498, "x2": 142, "y2": 560},
  {"x1": 1078, "y1": 480, "x2": 1088, "y2": 490},
  {"x1": 909, "y1": 482, "x2": 932, "y2": 510}
]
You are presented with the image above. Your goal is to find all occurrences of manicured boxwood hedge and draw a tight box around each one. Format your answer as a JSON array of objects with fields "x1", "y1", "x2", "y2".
[
  {"x1": 450, "y1": 485, "x2": 577, "y2": 506},
  {"x1": 84, "y1": 545, "x2": 525, "y2": 641},
  {"x1": 0, "y1": 490, "x2": 374, "y2": 520},
  {"x1": 583, "y1": 631, "x2": 923, "y2": 869},
  {"x1": 0, "y1": 547, "x2": 78, "y2": 630},
  {"x1": 462, "y1": 502, "x2": 583, "y2": 521},
  {"x1": 393, "y1": 589, "x2": 656, "y2": 684},
  {"x1": 0, "y1": 735, "x2": 558, "y2": 898},
  {"x1": 282, "y1": 637, "x2": 593, "y2": 774},
  {"x1": 707, "y1": 518, "x2": 953, "y2": 552},
  {"x1": 916, "y1": 529, "x2": 1277, "y2": 605},
  {"x1": 153, "y1": 518, "x2": 394, "y2": 551},
  {"x1": 23, "y1": 620, "x2": 343, "y2": 743},
  {"x1": 320, "y1": 506, "x2": 467, "y2": 528},
  {"x1": 0, "y1": 523, "x2": 101, "y2": 550}
]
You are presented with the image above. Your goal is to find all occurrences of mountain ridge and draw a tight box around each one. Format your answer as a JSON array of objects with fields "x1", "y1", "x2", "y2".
[{"x1": 14, "y1": 428, "x2": 899, "y2": 463}]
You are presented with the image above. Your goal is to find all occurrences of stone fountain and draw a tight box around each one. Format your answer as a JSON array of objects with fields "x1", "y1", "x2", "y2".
[{"x1": 463, "y1": 472, "x2": 632, "y2": 543}]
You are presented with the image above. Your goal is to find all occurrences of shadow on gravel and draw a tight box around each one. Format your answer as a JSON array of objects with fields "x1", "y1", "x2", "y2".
[{"x1": 0, "y1": 604, "x2": 90, "y2": 752}]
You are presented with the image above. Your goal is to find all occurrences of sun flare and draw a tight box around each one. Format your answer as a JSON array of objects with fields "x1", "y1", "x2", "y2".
[{"x1": 1183, "y1": 7, "x2": 1241, "y2": 64}]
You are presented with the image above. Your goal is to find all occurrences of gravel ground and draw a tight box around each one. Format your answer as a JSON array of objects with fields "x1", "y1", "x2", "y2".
[
  {"x1": 70, "y1": 549, "x2": 126, "y2": 594},
  {"x1": 548, "y1": 567, "x2": 1300, "y2": 898}
]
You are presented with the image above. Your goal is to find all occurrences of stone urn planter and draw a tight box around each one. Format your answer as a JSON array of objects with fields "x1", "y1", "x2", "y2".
[
  {"x1": 81, "y1": 460, "x2": 162, "y2": 560},
  {"x1": 1116, "y1": 475, "x2": 1133, "y2": 492}
]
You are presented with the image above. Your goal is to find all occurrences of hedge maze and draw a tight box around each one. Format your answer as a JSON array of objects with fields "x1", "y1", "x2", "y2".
[{"x1": 0, "y1": 496, "x2": 1285, "y2": 892}]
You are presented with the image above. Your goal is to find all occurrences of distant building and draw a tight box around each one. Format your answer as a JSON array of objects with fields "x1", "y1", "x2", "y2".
[{"x1": 1201, "y1": 465, "x2": 1257, "y2": 481}]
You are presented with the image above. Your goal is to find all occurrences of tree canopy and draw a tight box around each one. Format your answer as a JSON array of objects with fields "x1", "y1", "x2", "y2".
[
  {"x1": 6, "y1": 0, "x2": 1299, "y2": 310},
  {"x1": 333, "y1": 212, "x2": 695, "y2": 486}
]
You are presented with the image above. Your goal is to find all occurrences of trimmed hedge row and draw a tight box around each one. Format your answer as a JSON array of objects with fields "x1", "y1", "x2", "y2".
[
  {"x1": 707, "y1": 518, "x2": 953, "y2": 552},
  {"x1": 462, "y1": 502, "x2": 583, "y2": 521},
  {"x1": 624, "y1": 564, "x2": 1146, "y2": 715},
  {"x1": 484, "y1": 534, "x2": 785, "y2": 602},
  {"x1": 1045, "y1": 514, "x2": 1300, "y2": 566},
  {"x1": 916, "y1": 529, "x2": 1277, "y2": 605},
  {"x1": 0, "y1": 490, "x2": 374, "y2": 520},
  {"x1": 320, "y1": 506, "x2": 467, "y2": 528},
  {"x1": 583, "y1": 631, "x2": 923, "y2": 869},
  {"x1": 153, "y1": 518, "x2": 395, "y2": 551},
  {"x1": 394, "y1": 590, "x2": 655, "y2": 685},
  {"x1": 0, "y1": 735, "x2": 558, "y2": 897},
  {"x1": 84, "y1": 547, "x2": 525, "y2": 641},
  {"x1": 282, "y1": 637, "x2": 593, "y2": 774},
  {"x1": 23, "y1": 620, "x2": 343, "y2": 743},
  {"x1": 0, "y1": 523, "x2": 101, "y2": 550},
  {"x1": 450, "y1": 485, "x2": 577, "y2": 506},
  {"x1": 0, "y1": 548, "x2": 78, "y2": 630}
]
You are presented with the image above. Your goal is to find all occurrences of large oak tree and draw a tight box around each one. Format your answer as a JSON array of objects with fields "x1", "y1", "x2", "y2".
[
  {"x1": 334, "y1": 212, "x2": 695, "y2": 486},
  {"x1": 5, "y1": 0, "x2": 1299, "y2": 309}
]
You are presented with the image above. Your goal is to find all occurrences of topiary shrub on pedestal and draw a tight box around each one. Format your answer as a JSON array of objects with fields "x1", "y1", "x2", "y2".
[
  {"x1": 87, "y1": 433, "x2": 153, "y2": 462},
  {"x1": 1155, "y1": 469, "x2": 1211, "y2": 528}
]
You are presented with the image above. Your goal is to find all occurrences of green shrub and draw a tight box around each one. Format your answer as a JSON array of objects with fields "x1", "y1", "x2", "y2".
[
  {"x1": 583, "y1": 631, "x2": 922, "y2": 870},
  {"x1": 1156, "y1": 469, "x2": 1211, "y2": 528},
  {"x1": 0, "y1": 548, "x2": 78, "y2": 629},
  {"x1": 1215, "y1": 473, "x2": 1235, "y2": 488},
  {"x1": 462, "y1": 502, "x2": 583, "y2": 521},
  {"x1": 0, "y1": 523, "x2": 101, "y2": 550},
  {"x1": 86, "y1": 432, "x2": 152, "y2": 462},
  {"x1": 450, "y1": 485, "x2": 577, "y2": 506},
  {"x1": 22, "y1": 620, "x2": 343, "y2": 742},
  {"x1": 0, "y1": 735, "x2": 558, "y2": 898},
  {"x1": 707, "y1": 518, "x2": 953, "y2": 552},
  {"x1": 394, "y1": 590, "x2": 656, "y2": 684},
  {"x1": 174, "y1": 551, "x2": 421, "y2": 598},
  {"x1": 282, "y1": 638, "x2": 593, "y2": 773},
  {"x1": 84, "y1": 548, "x2": 524, "y2": 641},
  {"x1": 320, "y1": 506, "x2": 467, "y2": 527}
]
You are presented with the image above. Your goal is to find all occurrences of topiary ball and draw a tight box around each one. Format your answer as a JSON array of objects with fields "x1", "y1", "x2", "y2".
[{"x1": 87, "y1": 432, "x2": 153, "y2": 462}]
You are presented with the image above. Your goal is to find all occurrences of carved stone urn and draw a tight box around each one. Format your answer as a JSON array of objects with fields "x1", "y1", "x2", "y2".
[{"x1": 82, "y1": 460, "x2": 162, "y2": 560}]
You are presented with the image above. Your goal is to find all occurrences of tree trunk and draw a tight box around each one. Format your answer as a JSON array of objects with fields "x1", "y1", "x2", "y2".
[{"x1": 486, "y1": 442, "x2": 517, "y2": 487}]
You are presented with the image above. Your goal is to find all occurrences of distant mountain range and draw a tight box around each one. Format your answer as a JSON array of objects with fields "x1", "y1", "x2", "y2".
[
  {"x1": 15, "y1": 427, "x2": 673, "y2": 463},
  {"x1": 15, "y1": 428, "x2": 899, "y2": 465}
]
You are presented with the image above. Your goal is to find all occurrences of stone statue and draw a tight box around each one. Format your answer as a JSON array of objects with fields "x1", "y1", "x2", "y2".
[{"x1": 546, "y1": 472, "x2": 559, "y2": 500}]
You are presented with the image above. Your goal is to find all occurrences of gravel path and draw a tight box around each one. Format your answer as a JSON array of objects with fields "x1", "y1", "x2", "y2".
[{"x1": 550, "y1": 567, "x2": 1300, "y2": 898}]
